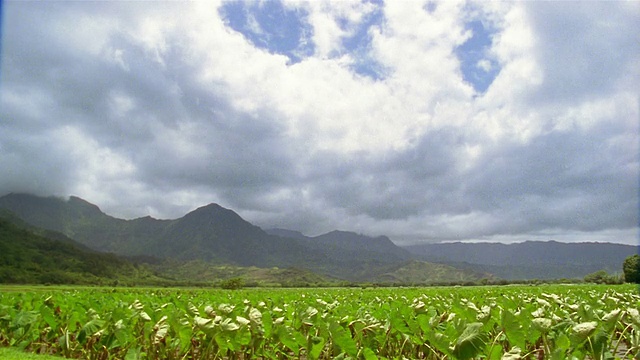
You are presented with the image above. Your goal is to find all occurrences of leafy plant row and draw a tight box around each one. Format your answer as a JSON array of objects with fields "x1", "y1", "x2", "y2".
[{"x1": 0, "y1": 285, "x2": 638, "y2": 359}]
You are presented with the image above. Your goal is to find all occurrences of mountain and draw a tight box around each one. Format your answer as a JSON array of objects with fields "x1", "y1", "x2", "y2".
[
  {"x1": 266, "y1": 228, "x2": 415, "y2": 280},
  {"x1": 0, "y1": 193, "x2": 165, "y2": 254},
  {"x1": 0, "y1": 194, "x2": 320, "y2": 268},
  {"x1": 265, "y1": 229, "x2": 417, "y2": 282},
  {"x1": 0, "y1": 211, "x2": 336, "y2": 287},
  {"x1": 310, "y1": 230, "x2": 410, "y2": 261},
  {"x1": 0, "y1": 215, "x2": 160, "y2": 285},
  {"x1": 2, "y1": 193, "x2": 447, "y2": 282},
  {"x1": 267, "y1": 229, "x2": 411, "y2": 262},
  {"x1": 153, "y1": 203, "x2": 324, "y2": 268},
  {"x1": 404, "y1": 241, "x2": 639, "y2": 280},
  {"x1": 4, "y1": 193, "x2": 634, "y2": 283}
]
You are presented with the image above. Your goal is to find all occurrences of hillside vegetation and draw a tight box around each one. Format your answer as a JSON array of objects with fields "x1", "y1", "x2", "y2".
[
  {"x1": 0, "y1": 217, "x2": 155, "y2": 285},
  {"x1": 0, "y1": 193, "x2": 484, "y2": 284}
]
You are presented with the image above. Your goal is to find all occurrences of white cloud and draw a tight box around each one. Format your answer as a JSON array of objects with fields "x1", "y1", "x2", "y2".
[
  {"x1": 0, "y1": 0, "x2": 637, "y2": 245},
  {"x1": 476, "y1": 59, "x2": 491, "y2": 72},
  {"x1": 284, "y1": 0, "x2": 377, "y2": 58}
]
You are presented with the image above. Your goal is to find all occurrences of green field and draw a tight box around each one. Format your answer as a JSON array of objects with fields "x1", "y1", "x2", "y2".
[
  {"x1": 1, "y1": 284, "x2": 638, "y2": 359},
  {"x1": 0, "y1": 347, "x2": 64, "y2": 360}
]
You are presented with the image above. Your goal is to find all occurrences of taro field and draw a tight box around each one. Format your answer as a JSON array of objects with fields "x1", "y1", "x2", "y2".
[{"x1": 0, "y1": 284, "x2": 639, "y2": 359}]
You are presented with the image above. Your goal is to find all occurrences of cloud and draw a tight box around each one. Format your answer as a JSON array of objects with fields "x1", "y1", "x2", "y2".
[
  {"x1": 0, "y1": 1, "x2": 638, "y2": 245},
  {"x1": 524, "y1": 1, "x2": 640, "y2": 105}
]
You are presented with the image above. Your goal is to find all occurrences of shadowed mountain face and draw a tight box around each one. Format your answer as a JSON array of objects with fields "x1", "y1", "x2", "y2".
[
  {"x1": 267, "y1": 228, "x2": 411, "y2": 263},
  {"x1": 0, "y1": 194, "x2": 426, "y2": 281},
  {"x1": 265, "y1": 228, "x2": 417, "y2": 281}
]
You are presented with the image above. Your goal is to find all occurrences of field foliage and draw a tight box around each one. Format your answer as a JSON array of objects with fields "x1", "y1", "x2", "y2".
[{"x1": 0, "y1": 285, "x2": 638, "y2": 359}]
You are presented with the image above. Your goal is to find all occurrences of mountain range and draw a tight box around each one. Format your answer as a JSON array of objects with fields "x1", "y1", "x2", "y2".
[
  {"x1": 404, "y1": 241, "x2": 638, "y2": 280},
  {"x1": 0, "y1": 193, "x2": 481, "y2": 283},
  {"x1": 0, "y1": 193, "x2": 637, "y2": 283}
]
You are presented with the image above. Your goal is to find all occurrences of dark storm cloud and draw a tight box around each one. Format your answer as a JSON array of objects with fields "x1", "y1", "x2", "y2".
[
  {"x1": 304, "y1": 127, "x2": 470, "y2": 220},
  {"x1": 464, "y1": 121, "x2": 637, "y2": 236}
]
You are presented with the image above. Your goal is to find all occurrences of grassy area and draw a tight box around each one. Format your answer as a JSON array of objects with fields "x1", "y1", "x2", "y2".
[{"x1": 0, "y1": 348, "x2": 65, "y2": 360}]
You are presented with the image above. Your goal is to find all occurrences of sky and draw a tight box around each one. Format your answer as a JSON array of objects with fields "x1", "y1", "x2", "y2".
[{"x1": 0, "y1": 1, "x2": 638, "y2": 245}]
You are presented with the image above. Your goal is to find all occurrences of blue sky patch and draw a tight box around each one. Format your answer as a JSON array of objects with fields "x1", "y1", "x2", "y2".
[
  {"x1": 220, "y1": 0, "x2": 387, "y2": 80},
  {"x1": 455, "y1": 19, "x2": 500, "y2": 93},
  {"x1": 340, "y1": 3, "x2": 387, "y2": 80},
  {"x1": 219, "y1": 1, "x2": 314, "y2": 64}
]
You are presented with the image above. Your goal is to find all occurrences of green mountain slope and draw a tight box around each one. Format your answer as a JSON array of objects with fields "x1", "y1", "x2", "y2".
[
  {"x1": 157, "y1": 260, "x2": 335, "y2": 287},
  {"x1": 0, "y1": 193, "x2": 485, "y2": 283},
  {"x1": 371, "y1": 260, "x2": 490, "y2": 284},
  {"x1": 0, "y1": 194, "x2": 316, "y2": 267},
  {"x1": 0, "y1": 194, "x2": 168, "y2": 255},
  {"x1": 0, "y1": 216, "x2": 153, "y2": 285}
]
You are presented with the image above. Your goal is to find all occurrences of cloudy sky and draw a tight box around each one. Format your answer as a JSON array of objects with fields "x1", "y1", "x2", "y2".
[{"x1": 1, "y1": 1, "x2": 638, "y2": 245}]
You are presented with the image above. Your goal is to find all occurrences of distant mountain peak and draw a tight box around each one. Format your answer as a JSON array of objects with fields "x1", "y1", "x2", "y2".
[
  {"x1": 67, "y1": 195, "x2": 103, "y2": 214},
  {"x1": 186, "y1": 203, "x2": 241, "y2": 220}
]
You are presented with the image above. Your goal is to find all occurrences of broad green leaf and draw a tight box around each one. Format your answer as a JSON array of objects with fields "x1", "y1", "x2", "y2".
[
  {"x1": 12, "y1": 311, "x2": 38, "y2": 327},
  {"x1": 277, "y1": 326, "x2": 299, "y2": 353},
  {"x1": 177, "y1": 325, "x2": 192, "y2": 353},
  {"x1": 486, "y1": 344, "x2": 502, "y2": 360},
  {"x1": 81, "y1": 317, "x2": 105, "y2": 336},
  {"x1": 308, "y1": 335, "x2": 326, "y2": 360},
  {"x1": 583, "y1": 329, "x2": 608, "y2": 359},
  {"x1": 452, "y1": 322, "x2": 486, "y2": 360},
  {"x1": 362, "y1": 347, "x2": 377, "y2": 360},
  {"x1": 236, "y1": 327, "x2": 252, "y2": 346},
  {"x1": 330, "y1": 322, "x2": 358, "y2": 358},
  {"x1": 124, "y1": 346, "x2": 142, "y2": 360},
  {"x1": 39, "y1": 305, "x2": 57, "y2": 329},
  {"x1": 501, "y1": 309, "x2": 525, "y2": 349},
  {"x1": 262, "y1": 313, "x2": 273, "y2": 337}
]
